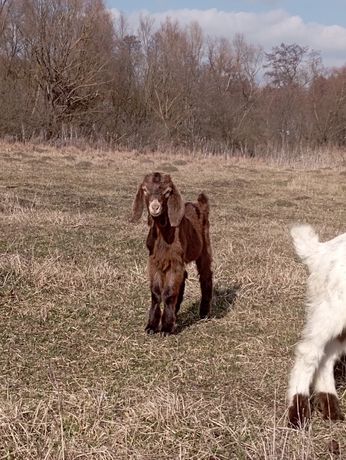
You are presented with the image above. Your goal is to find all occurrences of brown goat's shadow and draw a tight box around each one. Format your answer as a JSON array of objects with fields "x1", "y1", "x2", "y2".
[
  {"x1": 175, "y1": 283, "x2": 240, "y2": 334},
  {"x1": 335, "y1": 355, "x2": 346, "y2": 392}
]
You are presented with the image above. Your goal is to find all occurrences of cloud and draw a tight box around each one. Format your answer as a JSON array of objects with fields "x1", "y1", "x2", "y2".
[
  {"x1": 245, "y1": 0, "x2": 280, "y2": 4},
  {"x1": 110, "y1": 8, "x2": 346, "y2": 68}
]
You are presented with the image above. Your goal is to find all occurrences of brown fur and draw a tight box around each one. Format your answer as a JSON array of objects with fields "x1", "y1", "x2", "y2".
[
  {"x1": 288, "y1": 394, "x2": 311, "y2": 429},
  {"x1": 132, "y1": 172, "x2": 213, "y2": 335},
  {"x1": 315, "y1": 392, "x2": 344, "y2": 421}
]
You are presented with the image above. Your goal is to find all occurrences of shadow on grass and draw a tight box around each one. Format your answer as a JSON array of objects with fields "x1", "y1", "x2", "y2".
[
  {"x1": 176, "y1": 283, "x2": 240, "y2": 334},
  {"x1": 335, "y1": 355, "x2": 346, "y2": 392}
]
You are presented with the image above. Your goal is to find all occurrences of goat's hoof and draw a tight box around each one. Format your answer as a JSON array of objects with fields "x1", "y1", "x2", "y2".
[
  {"x1": 160, "y1": 325, "x2": 176, "y2": 337},
  {"x1": 199, "y1": 304, "x2": 210, "y2": 319},
  {"x1": 199, "y1": 311, "x2": 210, "y2": 320},
  {"x1": 160, "y1": 329, "x2": 175, "y2": 337},
  {"x1": 199, "y1": 313, "x2": 209, "y2": 320},
  {"x1": 145, "y1": 326, "x2": 159, "y2": 335},
  {"x1": 161, "y1": 331, "x2": 172, "y2": 337},
  {"x1": 315, "y1": 393, "x2": 344, "y2": 421},
  {"x1": 288, "y1": 394, "x2": 311, "y2": 429}
]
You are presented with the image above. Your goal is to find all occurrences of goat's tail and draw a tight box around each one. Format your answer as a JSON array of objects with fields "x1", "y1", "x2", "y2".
[
  {"x1": 197, "y1": 193, "x2": 209, "y2": 219},
  {"x1": 290, "y1": 224, "x2": 320, "y2": 267}
]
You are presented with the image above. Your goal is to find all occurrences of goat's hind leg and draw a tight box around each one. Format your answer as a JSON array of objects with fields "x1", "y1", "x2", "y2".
[
  {"x1": 288, "y1": 336, "x2": 326, "y2": 428},
  {"x1": 145, "y1": 285, "x2": 162, "y2": 334},
  {"x1": 313, "y1": 339, "x2": 344, "y2": 421},
  {"x1": 196, "y1": 251, "x2": 213, "y2": 319}
]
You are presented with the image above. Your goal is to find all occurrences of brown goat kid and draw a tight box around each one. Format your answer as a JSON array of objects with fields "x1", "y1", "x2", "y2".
[{"x1": 132, "y1": 172, "x2": 213, "y2": 335}]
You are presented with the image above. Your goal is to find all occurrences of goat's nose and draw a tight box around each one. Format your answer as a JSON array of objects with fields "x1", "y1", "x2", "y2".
[{"x1": 149, "y1": 200, "x2": 161, "y2": 215}]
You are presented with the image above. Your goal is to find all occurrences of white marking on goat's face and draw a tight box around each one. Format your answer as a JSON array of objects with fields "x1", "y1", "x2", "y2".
[{"x1": 149, "y1": 198, "x2": 162, "y2": 217}]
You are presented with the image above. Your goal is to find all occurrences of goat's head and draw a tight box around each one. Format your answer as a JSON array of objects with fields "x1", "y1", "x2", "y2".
[{"x1": 132, "y1": 172, "x2": 185, "y2": 226}]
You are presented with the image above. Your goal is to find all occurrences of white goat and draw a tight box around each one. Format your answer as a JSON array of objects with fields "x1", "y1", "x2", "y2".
[{"x1": 288, "y1": 224, "x2": 346, "y2": 428}]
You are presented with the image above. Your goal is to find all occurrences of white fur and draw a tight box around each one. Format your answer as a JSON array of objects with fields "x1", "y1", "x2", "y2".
[{"x1": 288, "y1": 224, "x2": 346, "y2": 404}]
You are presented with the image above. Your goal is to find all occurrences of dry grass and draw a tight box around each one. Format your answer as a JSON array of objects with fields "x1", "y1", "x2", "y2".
[{"x1": 1, "y1": 142, "x2": 346, "y2": 459}]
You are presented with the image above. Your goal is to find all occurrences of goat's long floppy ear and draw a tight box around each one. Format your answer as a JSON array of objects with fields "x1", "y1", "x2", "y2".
[
  {"x1": 167, "y1": 183, "x2": 185, "y2": 227},
  {"x1": 131, "y1": 183, "x2": 144, "y2": 222}
]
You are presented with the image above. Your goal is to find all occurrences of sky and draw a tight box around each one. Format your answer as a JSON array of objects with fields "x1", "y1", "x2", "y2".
[{"x1": 105, "y1": 1, "x2": 346, "y2": 69}]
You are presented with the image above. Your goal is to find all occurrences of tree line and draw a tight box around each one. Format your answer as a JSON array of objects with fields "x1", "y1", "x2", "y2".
[{"x1": 1, "y1": 0, "x2": 346, "y2": 155}]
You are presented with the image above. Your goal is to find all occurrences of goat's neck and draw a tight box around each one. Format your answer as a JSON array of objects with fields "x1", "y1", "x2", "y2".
[{"x1": 153, "y1": 212, "x2": 175, "y2": 244}]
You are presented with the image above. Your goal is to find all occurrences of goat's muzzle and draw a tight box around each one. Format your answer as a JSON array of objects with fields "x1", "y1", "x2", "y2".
[{"x1": 149, "y1": 199, "x2": 162, "y2": 217}]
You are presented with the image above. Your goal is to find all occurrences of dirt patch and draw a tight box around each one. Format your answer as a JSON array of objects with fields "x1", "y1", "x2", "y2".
[
  {"x1": 76, "y1": 160, "x2": 93, "y2": 169},
  {"x1": 274, "y1": 199, "x2": 296, "y2": 207}
]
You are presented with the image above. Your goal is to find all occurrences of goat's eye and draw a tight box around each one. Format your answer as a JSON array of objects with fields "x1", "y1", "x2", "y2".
[{"x1": 142, "y1": 187, "x2": 148, "y2": 196}]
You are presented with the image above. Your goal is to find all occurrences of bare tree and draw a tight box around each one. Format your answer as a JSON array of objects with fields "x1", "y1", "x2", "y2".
[
  {"x1": 0, "y1": 7, "x2": 346, "y2": 155},
  {"x1": 197, "y1": 34, "x2": 262, "y2": 153},
  {"x1": 142, "y1": 19, "x2": 203, "y2": 144},
  {"x1": 310, "y1": 68, "x2": 346, "y2": 145},
  {"x1": 19, "y1": 0, "x2": 114, "y2": 137},
  {"x1": 109, "y1": 13, "x2": 143, "y2": 140},
  {"x1": 264, "y1": 43, "x2": 316, "y2": 88}
]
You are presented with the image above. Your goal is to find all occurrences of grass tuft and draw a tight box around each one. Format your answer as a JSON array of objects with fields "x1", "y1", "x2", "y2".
[{"x1": 0, "y1": 142, "x2": 345, "y2": 458}]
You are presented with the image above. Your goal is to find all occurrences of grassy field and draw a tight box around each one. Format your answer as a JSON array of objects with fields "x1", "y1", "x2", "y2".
[{"x1": 0, "y1": 142, "x2": 346, "y2": 459}]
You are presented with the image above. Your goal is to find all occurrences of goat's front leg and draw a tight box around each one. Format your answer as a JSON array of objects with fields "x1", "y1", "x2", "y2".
[
  {"x1": 161, "y1": 270, "x2": 185, "y2": 335},
  {"x1": 145, "y1": 284, "x2": 161, "y2": 334},
  {"x1": 161, "y1": 287, "x2": 178, "y2": 336}
]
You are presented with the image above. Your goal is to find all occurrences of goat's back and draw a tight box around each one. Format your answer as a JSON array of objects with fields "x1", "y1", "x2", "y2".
[
  {"x1": 184, "y1": 195, "x2": 209, "y2": 229},
  {"x1": 318, "y1": 232, "x2": 346, "y2": 280},
  {"x1": 179, "y1": 194, "x2": 210, "y2": 263}
]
